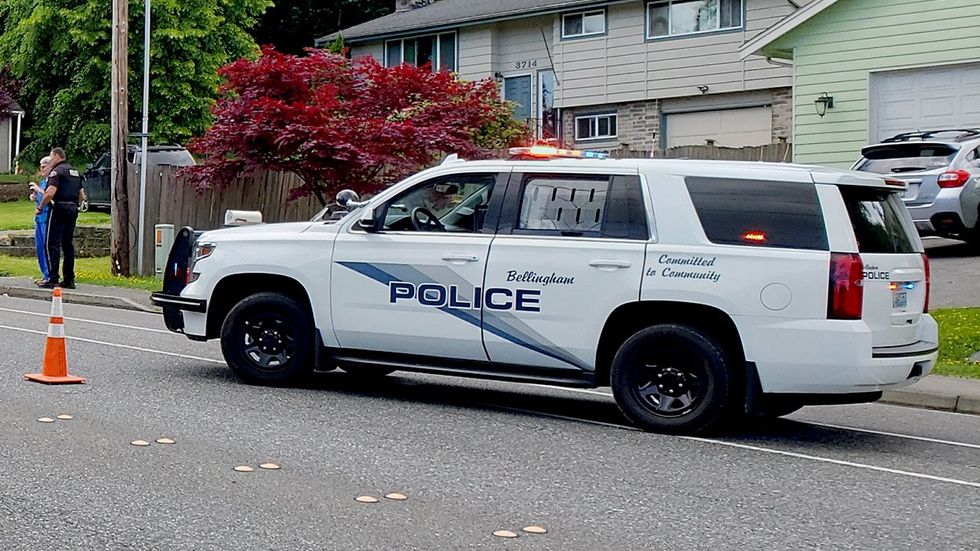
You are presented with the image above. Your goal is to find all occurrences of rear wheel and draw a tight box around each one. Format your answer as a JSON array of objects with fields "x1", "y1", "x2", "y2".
[
  {"x1": 610, "y1": 324, "x2": 732, "y2": 434},
  {"x1": 220, "y1": 292, "x2": 314, "y2": 385}
]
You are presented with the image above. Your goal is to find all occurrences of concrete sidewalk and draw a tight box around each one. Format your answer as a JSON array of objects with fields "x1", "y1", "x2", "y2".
[
  {"x1": 0, "y1": 276, "x2": 158, "y2": 313},
  {"x1": 882, "y1": 374, "x2": 980, "y2": 415},
  {"x1": 0, "y1": 275, "x2": 977, "y2": 415}
]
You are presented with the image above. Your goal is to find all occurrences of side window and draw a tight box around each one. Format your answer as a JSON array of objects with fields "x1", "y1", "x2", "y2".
[
  {"x1": 686, "y1": 177, "x2": 828, "y2": 250},
  {"x1": 967, "y1": 147, "x2": 980, "y2": 165},
  {"x1": 382, "y1": 173, "x2": 498, "y2": 233},
  {"x1": 511, "y1": 174, "x2": 649, "y2": 239},
  {"x1": 518, "y1": 176, "x2": 608, "y2": 233}
]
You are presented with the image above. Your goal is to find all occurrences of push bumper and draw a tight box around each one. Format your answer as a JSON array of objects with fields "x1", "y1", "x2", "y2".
[{"x1": 150, "y1": 293, "x2": 208, "y2": 336}]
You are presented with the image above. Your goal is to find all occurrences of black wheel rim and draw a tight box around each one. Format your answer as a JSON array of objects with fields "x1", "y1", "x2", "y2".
[
  {"x1": 630, "y1": 343, "x2": 709, "y2": 418},
  {"x1": 241, "y1": 313, "x2": 297, "y2": 372}
]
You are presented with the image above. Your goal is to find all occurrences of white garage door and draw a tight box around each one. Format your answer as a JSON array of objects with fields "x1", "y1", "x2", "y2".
[
  {"x1": 666, "y1": 106, "x2": 772, "y2": 148},
  {"x1": 871, "y1": 63, "x2": 980, "y2": 142}
]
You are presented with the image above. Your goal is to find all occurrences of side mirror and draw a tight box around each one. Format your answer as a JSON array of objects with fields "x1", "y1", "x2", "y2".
[
  {"x1": 336, "y1": 189, "x2": 360, "y2": 208},
  {"x1": 357, "y1": 208, "x2": 381, "y2": 232}
]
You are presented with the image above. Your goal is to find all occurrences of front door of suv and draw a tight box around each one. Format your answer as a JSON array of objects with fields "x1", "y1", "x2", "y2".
[
  {"x1": 331, "y1": 171, "x2": 509, "y2": 361},
  {"x1": 482, "y1": 170, "x2": 649, "y2": 374}
]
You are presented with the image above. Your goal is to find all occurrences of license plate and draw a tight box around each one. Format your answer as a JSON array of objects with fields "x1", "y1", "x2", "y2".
[{"x1": 893, "y1": 291, "x2": 908, "y2": 309}]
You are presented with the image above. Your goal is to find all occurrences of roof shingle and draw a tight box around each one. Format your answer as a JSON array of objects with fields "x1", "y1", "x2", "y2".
[{"x1": 328, "y1": 0, "x2": 610, "y2": 43}]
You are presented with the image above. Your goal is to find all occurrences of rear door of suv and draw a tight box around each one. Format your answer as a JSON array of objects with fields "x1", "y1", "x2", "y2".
[{"x1": 815, "y1": 172, "x2": 929, "y2": 348}]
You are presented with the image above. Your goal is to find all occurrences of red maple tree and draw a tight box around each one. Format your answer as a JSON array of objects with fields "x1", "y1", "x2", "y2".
[{"x1": 183, "y1": 47, "x2": 529, "y2": 206}]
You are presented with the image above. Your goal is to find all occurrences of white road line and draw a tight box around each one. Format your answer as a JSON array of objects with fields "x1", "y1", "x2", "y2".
[
  {"x1": 0, "y1": 307, "x2": 172, "y2": 334},
  {"x1": 681, "y1": 436, "x2": 980, "y2": 490},
  {"x1": 0, "y1": 324, "x2": 224, "y2": 365},
  {"x1": 494, "y1": 405, "x2": 980, "y2": 490},
  {"x1": 800, "y1": 422, "x2": 980, "y2": 450},
  {"x1": 534, "y1": 385, "x2": 980, "y2": 449}
]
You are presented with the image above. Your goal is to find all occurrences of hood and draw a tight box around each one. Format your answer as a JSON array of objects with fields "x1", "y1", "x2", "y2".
[{"x1": 198, "y1": 221, "x2": 321, "y2": 243}]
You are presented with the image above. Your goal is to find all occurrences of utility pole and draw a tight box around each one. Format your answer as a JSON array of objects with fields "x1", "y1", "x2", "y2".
[{"x1": 110, "y1": 0, "x2": 131, "y2": 276}]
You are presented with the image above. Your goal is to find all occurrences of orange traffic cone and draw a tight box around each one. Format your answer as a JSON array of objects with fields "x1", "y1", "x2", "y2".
[{"x1": 25, "y1": 287, "x2": 86, "y2": 385}]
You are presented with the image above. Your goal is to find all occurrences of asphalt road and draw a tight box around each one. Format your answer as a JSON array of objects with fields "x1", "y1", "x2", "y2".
[
  {"x1": 0, "y1": 295, "x2": 977, "y2": 550},
  {"x1": 923, "y1": 237, "x2": 980, "y2": 308}
]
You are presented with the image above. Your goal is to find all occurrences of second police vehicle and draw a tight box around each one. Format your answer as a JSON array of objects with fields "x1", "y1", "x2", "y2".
[{"x1": 152, "y1": 147, "x2": 938, "y2": 434}]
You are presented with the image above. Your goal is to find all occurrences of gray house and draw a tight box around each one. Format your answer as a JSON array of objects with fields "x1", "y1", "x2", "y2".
[
  {"x1": 332, "y1": 0, "x2": 809, "y2": 152},
  {"x1": 1, "y1": 101, "x2": 24, "y2": 173}
]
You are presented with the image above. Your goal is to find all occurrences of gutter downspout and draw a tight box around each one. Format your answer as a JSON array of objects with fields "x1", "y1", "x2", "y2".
[
  {"x1": 765, "y1": 56, "x2": 793, "y2": 67},
  {"x1": 14, "y1": 112, "x2": 23, "y2": 173}
]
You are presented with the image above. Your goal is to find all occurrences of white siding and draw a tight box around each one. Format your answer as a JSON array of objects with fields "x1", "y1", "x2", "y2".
[
  {"x1": 555, "y1": 0, "x2": 800, "y2": 109},
  {"x1": 350, "y1": 42, "x2": 385, "y2": 63},
  {"x1": 0, "y1": 118, "x2": 11, "y2": 173},
  {"x1": 458, "y1": 25, "x2": 495, "y2": 81}
]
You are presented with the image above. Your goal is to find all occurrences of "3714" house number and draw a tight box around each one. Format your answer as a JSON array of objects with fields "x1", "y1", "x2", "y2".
[{"x1": 514, "y1": 59, "x2": 539, "y2": 69}]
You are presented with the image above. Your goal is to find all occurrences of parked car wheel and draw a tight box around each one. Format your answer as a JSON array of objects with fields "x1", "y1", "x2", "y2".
[
  {"x1": 220, "y1": 292, "x2": 313, "y2": 385},
  {"x1": 78, "y1": 200, "x2": 89, "y2": 213},
  {"x1": 610, "y1": 324, "x2": 732, "y2": 434}
]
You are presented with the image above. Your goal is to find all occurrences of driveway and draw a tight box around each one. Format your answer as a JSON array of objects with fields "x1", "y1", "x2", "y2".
[{"x1": 924, "y1": 238, "x2": 980, "y2": 308}]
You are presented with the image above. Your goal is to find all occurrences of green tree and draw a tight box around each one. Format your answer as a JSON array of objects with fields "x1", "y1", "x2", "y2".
[
  {"x1": 251, "y1": 0, "x2": 392, "y2": 54},
  {"x1": 0, "y1": 0, "x2": 270, "y2": 162}
]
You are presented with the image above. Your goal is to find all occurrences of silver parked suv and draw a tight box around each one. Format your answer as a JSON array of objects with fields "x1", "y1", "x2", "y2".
[{"x1": 853, "y1": 129, "x2": 980, "y2": 248}]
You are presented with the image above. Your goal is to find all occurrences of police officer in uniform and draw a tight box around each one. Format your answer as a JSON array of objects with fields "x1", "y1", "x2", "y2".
[{"x1": 36, "y1": 147, "x2": 85, "y2": 289}]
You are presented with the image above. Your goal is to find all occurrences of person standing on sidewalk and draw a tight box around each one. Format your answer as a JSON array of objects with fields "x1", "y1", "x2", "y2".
[
  {"x1": 28, "y1": 156, "x2": 53, "y2": 284},
  {"x1": 36, "y1": 147, "x2": 85, "y2": 289}
]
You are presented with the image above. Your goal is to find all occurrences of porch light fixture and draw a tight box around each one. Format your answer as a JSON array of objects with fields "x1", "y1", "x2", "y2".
[{"x1": 814, "y1": 92, "x2": 834, "y2": 118}]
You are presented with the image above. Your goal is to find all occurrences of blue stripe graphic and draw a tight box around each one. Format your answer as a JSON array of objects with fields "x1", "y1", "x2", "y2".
[{"x1": 336, "y1": 261, "x2": 587, "y2": 370}]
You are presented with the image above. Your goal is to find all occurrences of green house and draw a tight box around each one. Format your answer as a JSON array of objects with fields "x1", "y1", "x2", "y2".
[{"x1": 741, "y1": 0, "x2": 980, "y2": 168}]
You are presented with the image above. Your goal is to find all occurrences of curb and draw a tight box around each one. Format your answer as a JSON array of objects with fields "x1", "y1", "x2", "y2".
[
  {"x1": 0, "y1": 285, "x2": 160, "y2": 314},
  {"x1": 880, "y1": 389, "x2": 980, "y2": 415}
]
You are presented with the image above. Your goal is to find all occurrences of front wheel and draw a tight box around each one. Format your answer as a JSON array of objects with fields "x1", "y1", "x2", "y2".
[
  {"x1": 220, "y1": 292, "x2": 314, "y2": 385},
  {"x1": 610, "y1": 324, "x2": 732, "y2": 434}
]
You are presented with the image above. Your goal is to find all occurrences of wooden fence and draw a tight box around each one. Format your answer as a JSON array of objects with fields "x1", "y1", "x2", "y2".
[
  {"x1": 127, "y1": 165, "x2": 322, "y2": 275},
  {"x1": 604, "y1": 142, "x2": 794, "y2": 162}
]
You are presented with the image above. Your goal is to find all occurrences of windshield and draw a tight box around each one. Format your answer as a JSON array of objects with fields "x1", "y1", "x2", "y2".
[{"x1": 854, "y1": 144, "x2": 958, "y2": 174}]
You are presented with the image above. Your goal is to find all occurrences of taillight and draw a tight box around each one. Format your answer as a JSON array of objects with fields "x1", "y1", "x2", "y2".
[
  {"x1": 938, "y1": 169, "x2": 971, "y2": 188},
  {"x1": 828, "y1": 252, "x2": 864, "y2": 320},
  {"x1": 921, "y1": 253, "x2": 930, "y2": 313}
]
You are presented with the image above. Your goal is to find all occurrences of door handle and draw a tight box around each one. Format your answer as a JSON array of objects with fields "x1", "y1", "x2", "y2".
[
  {"x1": 442, "y1": 254, "x2": 479, "y2": 263},
  {"x1": 589, "y1": 259, "x2": 632, "y2": 270}
]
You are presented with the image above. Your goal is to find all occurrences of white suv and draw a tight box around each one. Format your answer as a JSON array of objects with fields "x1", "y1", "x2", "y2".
[{"x1": 152, "y1": 151, "x2": 939, "y2": 434}]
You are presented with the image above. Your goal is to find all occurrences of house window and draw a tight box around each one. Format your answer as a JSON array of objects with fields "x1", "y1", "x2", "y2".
[
  {"x1": 575, "y1": 113, "x2": 618, "y2": 141},
  {"x1": 647, "y1": 0, "x2": 742, "y2": 38},
  {"x1": 385, "y1": 32, "x2": 457, "y2": 71},
  {"x1": 562, "y1": 10, "x2": 605, "y2": 39}
]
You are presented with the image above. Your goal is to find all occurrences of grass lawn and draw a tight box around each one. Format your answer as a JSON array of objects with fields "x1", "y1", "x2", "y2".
[
  {"x1": 0, "y1": 200, "x2": 110, "y2": 231},
  {"x1": 930, "y1": 308, "x2": 980, "y2": 379},
  {"x1": 0, "y1": 255, "x2": 160, "y2": 292}
]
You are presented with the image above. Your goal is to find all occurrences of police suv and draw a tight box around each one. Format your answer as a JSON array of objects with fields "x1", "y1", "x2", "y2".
[{"x1": 152, "y1": 147, "x2": 938, "y2": 434}]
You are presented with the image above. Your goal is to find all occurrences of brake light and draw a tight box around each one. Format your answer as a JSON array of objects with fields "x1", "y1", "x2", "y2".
[
  {"x1": 741, "y1": 230, "x2": 767, "y2": 243},
  {"x1": 938, "y1": 169, "x2": 971, "y2": 188},
  {"x1": 828, "y1": 252, "x2": 864, "y2": 320},
  {"x1": 921, "y1": 253, "x2": 930, "y2": 313}
]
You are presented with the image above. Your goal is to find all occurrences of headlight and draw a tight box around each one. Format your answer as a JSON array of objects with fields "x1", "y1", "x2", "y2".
[{"x1": 187, "y1": 243, "x2": 216, "y2": 283}]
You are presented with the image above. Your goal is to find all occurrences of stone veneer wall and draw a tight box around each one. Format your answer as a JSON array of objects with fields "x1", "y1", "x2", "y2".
[{"x1": 0, "y1": 226, "x2": 110, "y2": 258}]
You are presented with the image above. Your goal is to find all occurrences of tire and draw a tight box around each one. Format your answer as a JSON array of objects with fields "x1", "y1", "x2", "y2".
[
  {"x1": 339, "y1": 365, "x2": 396, "y2": 379},
  {"x1": 610, "y1": 324, "x2": 732, "y2": 434},
  {"x1": 220, "y1": 292, "x2": 314, "y2": 385}
]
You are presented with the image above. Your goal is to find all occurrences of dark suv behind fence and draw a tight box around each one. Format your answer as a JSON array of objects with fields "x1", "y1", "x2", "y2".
[{"x1": 83, "y1": 145, "x2": 196, "y2": 211}]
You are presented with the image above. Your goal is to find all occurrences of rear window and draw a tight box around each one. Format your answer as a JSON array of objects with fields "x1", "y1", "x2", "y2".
[
  {"x1": 686, "y1": 178, "x2": 828, "y2": 250},
  {"x1": 855, "y1": 144, "x2": 957, "y2": 174},
  {"x1": 839, "y1": 187, "x2": 917, "y2": 253}
]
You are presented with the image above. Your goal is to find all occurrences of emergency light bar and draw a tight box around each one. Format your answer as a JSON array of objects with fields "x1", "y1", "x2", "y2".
[{"x1": 509, "y1": 145, "x2": 609, "y2": 160}]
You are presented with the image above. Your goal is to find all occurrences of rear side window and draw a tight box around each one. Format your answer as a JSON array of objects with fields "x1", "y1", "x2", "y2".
[
  {"x1": 686, "y1": 178, "x2": 828, "y2": 250},
  {"x1": 839, "y1": 187, "x2": 916, "y2": 253},
  {"x1": 855, "y1": 144, "x2": 958, "y2": 174}
]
